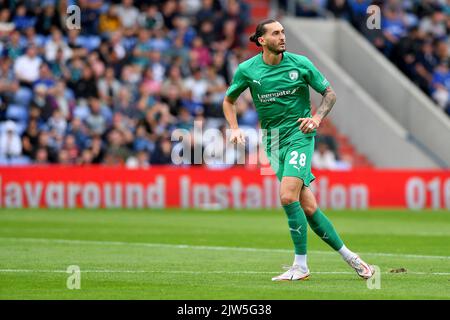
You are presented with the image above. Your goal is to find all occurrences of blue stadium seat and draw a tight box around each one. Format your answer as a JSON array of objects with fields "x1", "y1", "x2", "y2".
[
  {"x1": 0, "y1": 156, "x2": 31, "y2": 166},
  {"x1": 6, "y1": 104, "x2": 28, "y2": 123},
  {"x1": 10, "y1": 156, "x2": 31, "y2": 166},
  {"x1": 73, "y1": 104, "x2": 91, "y2": 121},
  {"x1": 14, "y1": 87, "x2": 33, "y2": 107},
  {"x1": 14, "y1": 121, "x2": 27, "y2": 136},
  {"x1": 78, "y1": 35, "x2": 101, "y2": 51}
]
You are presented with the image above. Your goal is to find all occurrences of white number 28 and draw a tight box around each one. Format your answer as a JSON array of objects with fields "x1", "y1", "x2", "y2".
[{"x1": 289, "y1": 151, "x2": 306, "y2": 167}]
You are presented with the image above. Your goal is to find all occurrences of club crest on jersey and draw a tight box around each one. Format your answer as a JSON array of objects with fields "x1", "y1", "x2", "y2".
[{"x1": 289, "y1": 70, "x2": 298, "y2": 81}]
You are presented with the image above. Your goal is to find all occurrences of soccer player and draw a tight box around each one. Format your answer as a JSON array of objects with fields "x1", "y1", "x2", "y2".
[{"x1": 222, "y1": 19, "x2": 375, "y2": 281}]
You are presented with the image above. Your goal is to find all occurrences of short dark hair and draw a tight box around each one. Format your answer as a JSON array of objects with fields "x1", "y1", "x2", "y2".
[{"x1": 249, "y1": 19, "x2": 277, "y2": 47}]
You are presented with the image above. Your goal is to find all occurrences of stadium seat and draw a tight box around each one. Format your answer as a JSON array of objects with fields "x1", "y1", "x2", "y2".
[
  {"x1": 14, "y1": 87, "x2": 33, "y2": 107},
  {"x1": 6, "y1": 104, "x2": 28, "y2": 123},
  {"x1": 78, "y1": 35, "x2": 101, "y2": 51}
]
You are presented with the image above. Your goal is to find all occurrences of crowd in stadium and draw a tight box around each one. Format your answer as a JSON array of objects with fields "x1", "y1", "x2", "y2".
[
  {"x1": 282, "y1": 0, "x2": 450, "y2": 116},
  {"x1": 3, "y1": 0, "x2": 447, "y2": 168},
  {"x1": 0, "y1": 0, "x2": 347, "y2": 169},
  {"x1": 0, "y1": 0, "x2": 261, "y2": 167}
]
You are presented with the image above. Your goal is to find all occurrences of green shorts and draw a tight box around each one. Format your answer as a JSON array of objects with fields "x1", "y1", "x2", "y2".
[{"x1": 266, "y1": 136, "x2": 316, "y2": 186}]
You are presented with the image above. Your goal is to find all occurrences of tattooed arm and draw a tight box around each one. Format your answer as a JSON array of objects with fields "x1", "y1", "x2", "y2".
[{"x1": 298, "y1": 86, "x2": 337, "y2": 134}]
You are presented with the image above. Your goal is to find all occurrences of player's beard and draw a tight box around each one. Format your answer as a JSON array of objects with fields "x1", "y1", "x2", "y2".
[{"x1": 266, "y1": 41, "x2": 286, "y2": 54}]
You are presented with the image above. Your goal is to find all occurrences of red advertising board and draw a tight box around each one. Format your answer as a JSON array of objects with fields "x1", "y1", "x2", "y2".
[{"x1": 0, "y1": 166, "x2": 449, "y2": 210}]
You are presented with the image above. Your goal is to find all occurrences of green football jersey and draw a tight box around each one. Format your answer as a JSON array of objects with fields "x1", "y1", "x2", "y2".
[{"x1": 226, "y1": 51, "x2": 330, "y2": 148}]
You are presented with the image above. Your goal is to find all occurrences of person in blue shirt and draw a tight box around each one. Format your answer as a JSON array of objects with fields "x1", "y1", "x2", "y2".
[{"x1": 430, "y1": 61, "x2": 450, "y2": 110}]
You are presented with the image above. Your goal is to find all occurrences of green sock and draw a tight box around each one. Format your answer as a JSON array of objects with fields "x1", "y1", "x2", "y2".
[
  {"x1": 306, "y1": 208, "x2": 344, "y2": 251},
  {"x1": 282, "y1": 201, "x2": 307, "y2": 255}
]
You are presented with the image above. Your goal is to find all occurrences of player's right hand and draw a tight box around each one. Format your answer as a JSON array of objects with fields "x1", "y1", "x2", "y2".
[{"x1": 229, "y1": 128, "x2": 245, "y2": 145}]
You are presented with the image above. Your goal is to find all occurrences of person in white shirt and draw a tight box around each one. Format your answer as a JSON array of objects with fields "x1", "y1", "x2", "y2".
[
  {"x1": 312, "y1": 141, "x2": 337, "y2": 170},
  {"x1": 117, "y1": 0, "x2": 139, "y2": 35},
  {"x1": 13, "y1": 45, "x2": 42, "y2": 86},
  {"x1": 184, "y1": 68, "x2": 208, "y2": 104},
  {"x1": 0, "y1": 120, "x2": 22, "y2": 158},
  {"x1": 45, "y1": 28, "x2": 72, "y2": 63}
]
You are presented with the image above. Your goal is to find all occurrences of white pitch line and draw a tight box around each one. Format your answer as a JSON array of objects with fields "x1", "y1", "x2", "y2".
[
  {"x1": 0, "y1": 269, "x2": 449, "y2": 276},
  {"x1": 1, "y1": 237, "x2": 450, "y2": 260}
]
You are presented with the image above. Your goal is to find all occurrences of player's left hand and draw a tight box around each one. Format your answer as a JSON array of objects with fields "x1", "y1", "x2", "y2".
[{"x1": 297, "y1": 115, "x2": 321, "y2": 133}]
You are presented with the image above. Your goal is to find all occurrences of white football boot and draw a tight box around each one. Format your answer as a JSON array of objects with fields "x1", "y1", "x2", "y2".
[
  {"x1": 272, "y1": 265, "x2": 310, "y2": 281},
  {"x1": 345, "y1": 255, "x2": 375, "y2": 279}
]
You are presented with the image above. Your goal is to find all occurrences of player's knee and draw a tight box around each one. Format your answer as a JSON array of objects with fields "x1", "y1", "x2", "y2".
[
  {"x1": 280, "y1": 193, "x2": 298, "y2": 206},
  {"x1": 301, "y1": 202, "x2": 317, "y2": 216}
]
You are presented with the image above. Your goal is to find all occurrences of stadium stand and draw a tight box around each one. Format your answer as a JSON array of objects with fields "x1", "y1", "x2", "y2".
[
  {"x1": 281, "y1": 0, "x2": 450, "y2": 117},
  {"x1": 0, "y1": 0, "x2": 376, "y2": 169}
]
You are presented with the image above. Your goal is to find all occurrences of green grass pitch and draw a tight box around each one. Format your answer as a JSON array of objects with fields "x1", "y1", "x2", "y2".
[{"x1": 0, "y1": 208, "x2": 449, "y2": 300}]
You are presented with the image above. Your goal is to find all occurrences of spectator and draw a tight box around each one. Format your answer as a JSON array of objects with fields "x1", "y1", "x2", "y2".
[
  {"x1": 36, "y1": 4, "x2": 62, "y2": 36},
  {"x1": 161, "y1": 0, "x2": 179, "y2": 30},
  {"x1": 36, "y1": 131, "x2": 58, "y2": 163},
  {"x1": 34, "y1": 63, "x2": 56, "y2": 91},
  {"x1": 149, "y1": 50, "x2": 167, "y2": 83},
  {"x1": 140, "y1": 67, "x2": 161, "y2": 97},
  {"x1": 66, "y1": 117, "x2": 89, "y2": 150},
  {"x1": 47, "y1": 109, "x2": 67, "y2": 138},
  {"x1": 414, "y1": 39, "x2": 438, "y2": 94},
  {"x1": 0, "y1": 0, "x2": 253, "y2": 166},
  {"x1": 133, "y1": 29, "x2": 152, "y2": 67},
  {"x1": 66, "y1": 29, "x2": 89, "y2": 59},
  {"x1": 89, "y1": 135, "x2": 105, "y2": 164},
  {"x1": 191, "y1": 36, "x2": 212, "y2": 68},
  {"x1": 13, "y1": 4, "x2": 36, "y2": 31},
  {"x1": 34, "y1": 147, "x2": 49, "y2": 164},
  {"x1": 3, "y1": 30, "x2": 23, "y2": 61},
  {"x1": 348, "y1": 0, "x2": 371, "y2": 31},
  {"x1": 117, "y1": 0, "x2": 140, "y2": 36},
  {"x1": 196, "y1": 0, "x2": 216, "y2": 27},
  {"x1": 382, "y1": 3, "x2": 408, "y2": 56},
  {"x1": 390, "y1": 26, "x2": 425, "y2": 79},
  {"x1": 99, "y1": 5, "x2": 122, "y2": 37},
  {"x1": 0, "y1": 57, "x2": 20, "y2": 104},
  {"x1": 161, "y1": 66, "x2": 186, "y2": 97},
  {"x1": 312, "y1": 141, "x2": 338, "y2": 170},
  {"x1": 31, "y1": 84, "x2": 53, "y2": 121},
  {"x1": 79, "y1": 0, "x2": 102, "y2": 35},
  {"x1": 184, "y1": 67, "x2": 208, "y2": 104},
  {"x1": 98, "y1": 67, "x2": 122, "y2": 106},
  {"x1": 203, "y1": 66, "x2": 226, "y2": 118},
  {"x1": 73, "y1": 65, "x2": 99, "y2": 100},
  {"x1": 149, "y1": 28, "x2": 171, "y2": 52},
  {"x1": 151, "y1": 137, "x2": 173, "y2": 164},
  {"x1": 87, "y1": 51, "x2": 105, "y2": 79},
  {"x1": 49, "y1": 80, "x2": 75, "y2": 120},
  {"x1": 176, "y1": 107, "x2": 194, "y2": 131},
  {"x1": 86, "y1": 97, "x2": 107, "y2": 136},
  {"x1": 133, "y1": 124, "x2": 155, "y2": 153},
  {"x1": 418, "y1": 8, "x2": 447, "y2": 39},
  {"x1": 430, "y1": 61, "x2": 450, "y2": 110},
  {"x1": 170, "y1": 16, "x2": 197, "y2": 48},
  {"x1": 126, "y1": 149, "x2": 151, "y2": 168},
  {"x1": 138, "y1": 5, "x2": 164, "y2": 30},
  {"x1": 57, "y1": 148, "x2": 71, "y2": 165},
  {"x1": 326, "y1": 0, "x2": 351, "y2": 20},
  {"x1": 13, "y1": 45, "x2": 42, "y2": 87},
  {"x1": 21, "y1": 119, "x2": 40, "y2": 158},
  {"x1": 0, "y1": 8, "x2": 14, "y2": 34},
  {"x1": 0, "y1": 120, "x2": 22, "y2": 159},
  {"x1": 198, "y1": 19, "x2": 216, "y2": 46},
  {"x1": 104, "y1": 129, "x2": 131, "y2": 165}
]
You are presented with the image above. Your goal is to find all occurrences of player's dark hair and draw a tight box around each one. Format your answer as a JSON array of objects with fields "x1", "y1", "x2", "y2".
[{"x1": 249, "y1": 19, "x2": 277, "y2": 47}]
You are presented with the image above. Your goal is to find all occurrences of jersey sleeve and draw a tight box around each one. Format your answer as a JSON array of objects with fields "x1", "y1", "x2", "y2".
[
  {"x1": 225, "y1": 65, "x2": 248, "y2": 99},
  {"x1": 302, "y1": 57, "x2": 330, "y2": 94}
]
